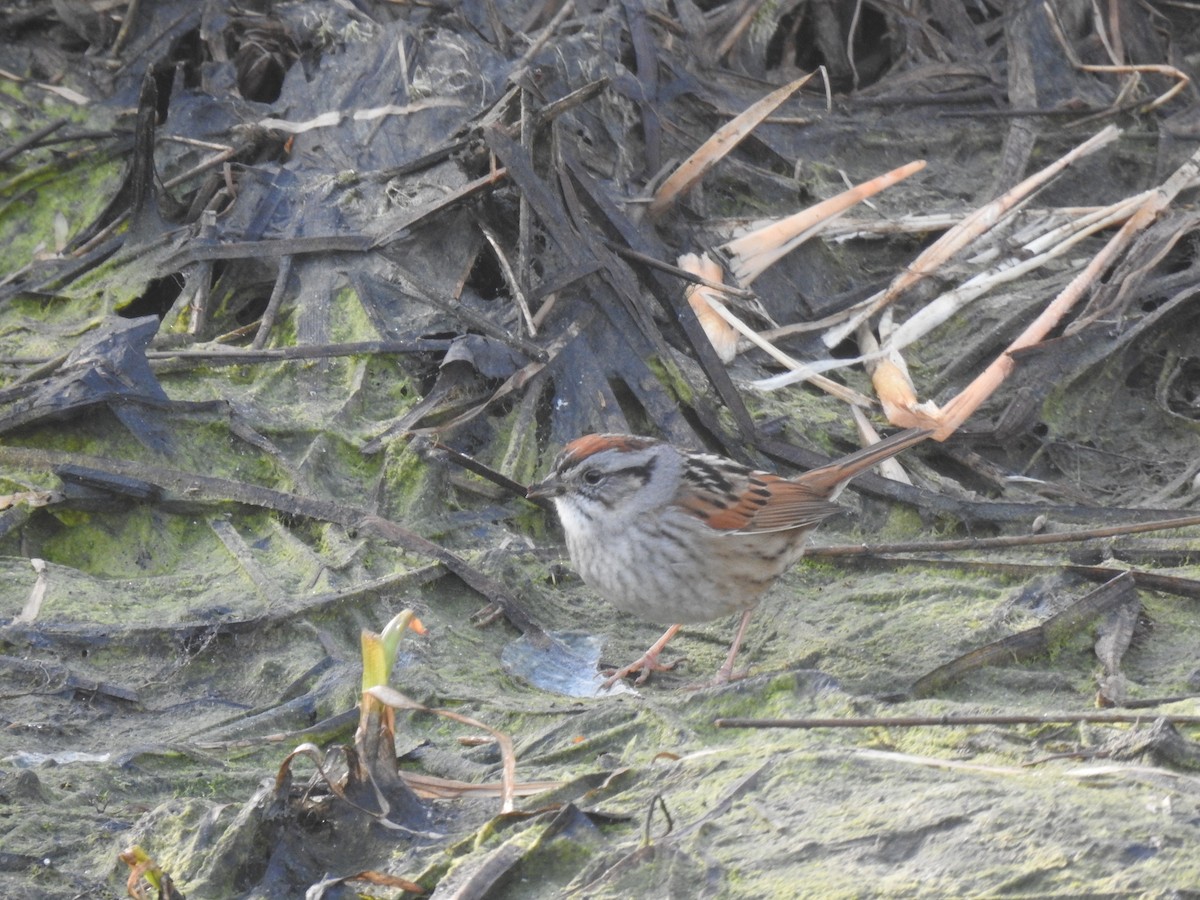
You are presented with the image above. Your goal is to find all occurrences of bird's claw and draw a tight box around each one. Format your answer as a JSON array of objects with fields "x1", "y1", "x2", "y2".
[{"x1": 600, "y1": 652, "x2": 684, "y2": 689}]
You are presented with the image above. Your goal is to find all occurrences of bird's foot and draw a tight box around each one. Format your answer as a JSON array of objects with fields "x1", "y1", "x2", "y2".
[
  {"x1": 682, "y1": 663, "x2": 751, "y2": 691},
  {"x1": 600, "y1": 651, "x2": 683, "y2": 689}
]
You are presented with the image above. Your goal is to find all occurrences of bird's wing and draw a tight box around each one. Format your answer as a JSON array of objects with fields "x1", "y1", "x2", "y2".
[{"x1": 675, "y1": 456, "x2": 843, "y2": 534}]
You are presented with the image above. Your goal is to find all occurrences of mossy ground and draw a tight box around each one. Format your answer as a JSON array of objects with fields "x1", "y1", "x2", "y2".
[{"x1": 3, "y1": 6, "x2": 1200, "y2": 898}]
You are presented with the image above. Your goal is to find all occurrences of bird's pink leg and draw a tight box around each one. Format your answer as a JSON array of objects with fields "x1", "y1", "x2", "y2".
[
  {"x1": 601, "y1": 624, "x2": 683, "y2": 688},
  {"x1": 711, "y1": 608, "x2": 756, "y2": 684}
]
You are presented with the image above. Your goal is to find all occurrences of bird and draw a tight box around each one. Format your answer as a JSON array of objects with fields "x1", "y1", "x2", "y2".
[{"x1": 526, "y1": 427, "x2": 929, "y2": 688}]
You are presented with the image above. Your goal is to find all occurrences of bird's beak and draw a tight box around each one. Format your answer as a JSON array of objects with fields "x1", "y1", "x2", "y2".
[{"x1": 526, "y1": 475, "x2": 563, "y2": 501}]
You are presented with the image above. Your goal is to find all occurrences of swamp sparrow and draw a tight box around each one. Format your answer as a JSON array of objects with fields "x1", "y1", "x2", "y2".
[{"x1": 527, "y1": 427, "x2": 928, "y2": 687}]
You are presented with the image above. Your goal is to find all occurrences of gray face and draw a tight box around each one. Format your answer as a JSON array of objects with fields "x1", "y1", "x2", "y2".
[
  {"x1": 558, "y1": 448, "x2": 656, "y2": 507},
  {"x1": 532, "y1": 439, "x2": 685, "y2": 533}
]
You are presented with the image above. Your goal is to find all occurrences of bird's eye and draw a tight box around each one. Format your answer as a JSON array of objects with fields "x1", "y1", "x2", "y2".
[{"x1": 582, "y1": 468, "x2": 603, "y2": 485}]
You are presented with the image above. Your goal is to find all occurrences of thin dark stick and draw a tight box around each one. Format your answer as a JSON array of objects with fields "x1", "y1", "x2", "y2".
[
  {"x1": 424, "y1": 440, "x2": 535, "y2": 501},
  {"x1": 715, "y1": 713, "x2": 1200, "y2": 729},
  {"x1": 0, "y1": 118, "x2": 68, "y2": 166},
  {"x1": 606, "y1": 244, "x2": 758, "y2": 299},
  {"x1": 814, "y1": 514, "x2": 1200, "y2": 556}
]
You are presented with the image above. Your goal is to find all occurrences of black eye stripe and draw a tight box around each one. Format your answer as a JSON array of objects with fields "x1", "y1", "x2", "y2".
[
  {"x1": 618, "y1": 461, "x2": 655, "y2": 483},
  {"x1": 567, "y1": 456, "x2": 657, "y2": 485}
]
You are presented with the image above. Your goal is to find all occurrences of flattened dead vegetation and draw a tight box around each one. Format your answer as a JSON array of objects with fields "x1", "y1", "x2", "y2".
[{"x1": 2, "y1": 1, "x2": 1200, "y2": 897}]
